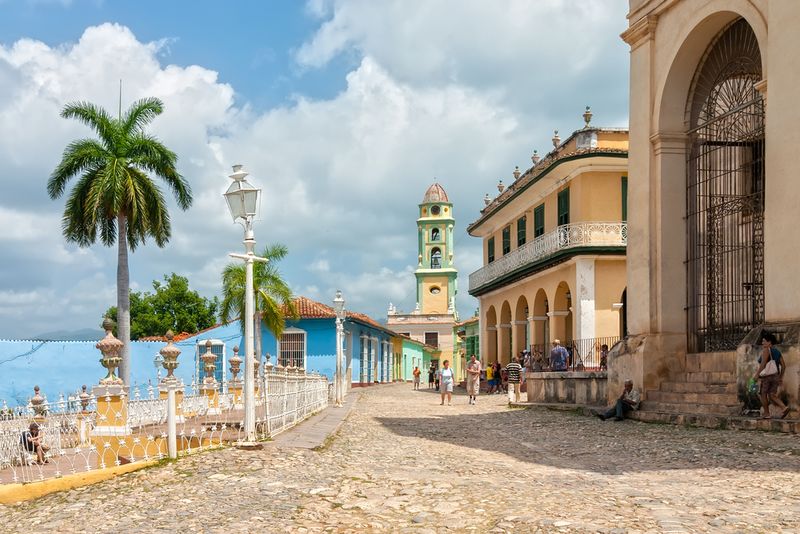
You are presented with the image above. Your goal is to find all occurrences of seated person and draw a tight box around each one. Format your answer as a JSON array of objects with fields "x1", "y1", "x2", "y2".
[
  {"x1": 21, "y1": 422, "x2": 50, "y2": 464},
  {"x1": 595, "y1": 379, "x2": 640, "y2": 421}
]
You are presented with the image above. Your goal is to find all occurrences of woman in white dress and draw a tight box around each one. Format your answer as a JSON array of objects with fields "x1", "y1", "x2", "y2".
[
  {"x1": 466, "y1": 355, "x2": 481, "y2": 405},
  {"x1": 439, "y1": 360, "x2": 455, "y2": 406}
]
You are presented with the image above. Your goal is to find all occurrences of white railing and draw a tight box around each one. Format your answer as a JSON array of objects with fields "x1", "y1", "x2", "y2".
[
  {"x1": 259, "y1": 367, "x2": 329, "y2": 438},
  {"x1": 469, "y1": 221, "x2": 627, "y2": 292}
]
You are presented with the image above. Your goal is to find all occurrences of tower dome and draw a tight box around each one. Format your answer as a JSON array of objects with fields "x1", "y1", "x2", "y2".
[{"x1": 422, "y1": 183, "x2": 449, "y2": 204}]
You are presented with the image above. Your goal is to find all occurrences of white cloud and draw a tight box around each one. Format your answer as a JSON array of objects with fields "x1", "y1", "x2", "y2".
[{"x1": 0, "y1": 2, "x2": 630, "y2": 337}]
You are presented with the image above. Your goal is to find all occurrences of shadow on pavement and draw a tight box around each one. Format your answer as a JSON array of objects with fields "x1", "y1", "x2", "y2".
[{"x1": 375, "y1": 392, "x2": 800, "y2": 475}]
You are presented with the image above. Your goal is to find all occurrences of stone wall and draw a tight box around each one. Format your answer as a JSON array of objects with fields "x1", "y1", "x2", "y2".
[
  {"x1": 525, "y1": 371, "x2": 607, "y2": 406},
  {"x1": 737, "y1": 324, "x2": 800, "y2": 413}
]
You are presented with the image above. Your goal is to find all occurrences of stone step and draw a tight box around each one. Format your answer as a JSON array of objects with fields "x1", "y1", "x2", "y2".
[
  {"x1": 685, "y1": 352, "x2": 737, "y2": 374},
  {"x1": 639, "y1": 400, "x2": 742, "y2": 416},
  {"x1": 646, "y1": 391, "x2": 739, "y2": 405},
  {"x1": 658, "y1": 381, "x2": 737, "y2": 394},
  {"x1": 629, "y1": 410, "x2": 799, "y2": 434},
  {"x1": 685, "y1": 371, "x2": 737, "y2": 384}
]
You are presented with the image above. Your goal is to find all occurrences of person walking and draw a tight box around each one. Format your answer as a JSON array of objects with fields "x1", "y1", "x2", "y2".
[
  {"x1": 754, "y1": 332, "x2": 790, "y2": 419},
  {"x1": 438, "y1": 360, "x2": 455, "y2": 405},
  {"x1": 428, "y1": 364, "x2": 435, "y2": 389},
  {"x1": 412, "y1": 366, "x2": 421, "y2": 390},
  {"x1": 466, "y1": 355, "x2": 482, "y2": 405},
  {"x1": 506, "y1": 356, "x2": 523, "y2": 404}
]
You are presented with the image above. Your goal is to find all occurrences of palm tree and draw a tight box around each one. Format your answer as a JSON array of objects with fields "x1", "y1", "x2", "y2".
[
  {"x1": 48, "y1": 98, "x2": 192, "y2": 385},
  {"x1": 220, "y1": 244, "x2": 298, "y2": 361}
]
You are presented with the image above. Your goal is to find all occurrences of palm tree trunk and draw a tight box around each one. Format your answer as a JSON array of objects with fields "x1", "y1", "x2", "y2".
[{"x1": 117, "y1": 214, "x2": 131, "y2": 385}]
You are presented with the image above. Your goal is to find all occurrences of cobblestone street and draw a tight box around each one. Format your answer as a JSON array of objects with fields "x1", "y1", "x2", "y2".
[{"x1": 2, "y1": 383, "x2": 799, "y2": 533}]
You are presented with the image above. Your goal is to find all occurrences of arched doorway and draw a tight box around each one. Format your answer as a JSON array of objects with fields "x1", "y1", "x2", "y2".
[
  {"x1": 686, "y1": 18, "x2": 764, "y2": 352},
  {"x1": 553, "y1": 282, "x2": 572, "y2": 344}
]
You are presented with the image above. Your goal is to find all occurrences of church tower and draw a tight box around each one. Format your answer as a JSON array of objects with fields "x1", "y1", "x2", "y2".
[
  {"x1": 387, "y1": 182, "x2": 460, "y2": 378},
  {"x1": 416, "y1": 183, "x2": 458, "y2": 314}
]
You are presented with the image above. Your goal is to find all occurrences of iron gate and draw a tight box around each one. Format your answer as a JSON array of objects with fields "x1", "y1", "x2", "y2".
[{"x1": 686, "y1": 18, "x2": 765, "y2": 352}]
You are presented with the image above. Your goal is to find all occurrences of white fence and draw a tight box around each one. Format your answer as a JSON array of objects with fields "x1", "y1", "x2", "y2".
[{"x1": 1, "y1": 367, "x2": 329, "y2": 485}]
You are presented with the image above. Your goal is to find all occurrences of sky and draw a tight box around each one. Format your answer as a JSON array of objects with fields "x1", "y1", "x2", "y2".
[{"x1": 0, "y1": 0, "x2": 630, "y2": 339}]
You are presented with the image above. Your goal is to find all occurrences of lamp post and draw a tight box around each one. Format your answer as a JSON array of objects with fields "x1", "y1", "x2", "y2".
[
  {"x1": 224, "y1": 164, "x2": 268, "y2": 447},
  {"x1": 333, "y1": 290, "x2": 346, "y2": 407}
]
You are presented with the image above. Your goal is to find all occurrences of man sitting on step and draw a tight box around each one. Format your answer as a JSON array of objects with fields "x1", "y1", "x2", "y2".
[{"x1": 595, "y1": 379, "x2": 641, "y2": 421}]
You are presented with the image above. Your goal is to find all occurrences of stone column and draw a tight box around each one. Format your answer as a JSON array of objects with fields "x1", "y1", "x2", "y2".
[
  {"x1": 547, "y1": 311, "x2": 569, "y2": 343},
  {"x1": 158, "y1": 330, "x2": 184, "y2": 423},
  {"x1": 227, "y1": 346, "x2": 243, "y2": 409},
  {"x1": 359, "y1": 335, "x2": 367, "y2": 384},
  {"x1": 91, "y1": 318, "x2": 131, "y2": 469},
  {"x1": 574, "y1": 258, "x2": 596, "y2": 342},
  {"x1": 497, "y1": 323, "x2": 511, "y2": 365},
  {"x1": 511, "y1": 320, "x2": 527, "y2": 360},
  {"x1": 486, "y1": 326, "x2": 498, "y2": 365},
  {"x1": 199, "y1": 340, "x2": 220, "y2": 415}
]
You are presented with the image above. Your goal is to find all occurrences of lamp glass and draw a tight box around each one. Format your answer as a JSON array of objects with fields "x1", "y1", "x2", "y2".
[{"x1": 333, "y1": 290, "x2": 345, "y2": 320}]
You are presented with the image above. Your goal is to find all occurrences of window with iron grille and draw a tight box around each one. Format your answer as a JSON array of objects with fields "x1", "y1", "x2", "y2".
[
  {"x1": 487, "y1": 237, "x2": 495, "y2": 263},
  {"x1": 278, "y1": 330, "x2": 306, "y2": 368},
  {"x1": 517, "y1": 216, "x2": 526, "y2": 246},
  {"x1": 534, "y1": 204, "x2": 545, "y2": 237},
  {"x1": 425, "y1": 332, "x2": 439, "y2": 347},
  {"x1": 502, "y1": 226, "x2": 511, "y2": 254}
]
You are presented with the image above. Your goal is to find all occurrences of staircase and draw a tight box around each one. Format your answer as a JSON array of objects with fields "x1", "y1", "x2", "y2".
[{"x1": 639, "y1": 352, "x2": 741, "y2": 416}]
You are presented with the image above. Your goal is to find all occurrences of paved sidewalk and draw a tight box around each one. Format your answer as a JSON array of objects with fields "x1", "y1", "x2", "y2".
[{"x1": 270, "y1": 391, "x2": 359, "y2": 449}]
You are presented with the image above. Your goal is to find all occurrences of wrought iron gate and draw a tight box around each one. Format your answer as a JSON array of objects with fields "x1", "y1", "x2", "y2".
[{"x1": 686, "y1": 18, "x2": 765, "y2": 352}]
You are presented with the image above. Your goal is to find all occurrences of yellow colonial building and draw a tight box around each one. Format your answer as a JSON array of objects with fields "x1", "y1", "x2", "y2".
[
  {"x1": 468, "y1": 112, "x2": 628, "y2": 369},
  {"x1": 388, "y1": 183, "x2": 461, "y2": 379}
]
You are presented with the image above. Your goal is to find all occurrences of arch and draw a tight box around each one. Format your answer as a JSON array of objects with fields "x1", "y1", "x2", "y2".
[
  {"x1": 532, "y1": 289, "x2": 549, "y2": 349},
  {"x1": 430, "y1": 247, "x2": 442, "y2": 269},
  {"x1": 656, "y1": 7, "x2": 767, "y2": 135},
  {"x1": 513, "y1": 295, "x2": 530, "y2": 358},
  {"x1": 553, "y1": 282, "x2": 573, "y2": 345},
  {"x1": 431, "y1": 228, "x2": 440, "y2": 242}
]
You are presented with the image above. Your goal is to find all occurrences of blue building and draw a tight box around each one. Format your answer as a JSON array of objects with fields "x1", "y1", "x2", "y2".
[{"x1": 0, "y1": 296, "x2": 394, "y2": 406}]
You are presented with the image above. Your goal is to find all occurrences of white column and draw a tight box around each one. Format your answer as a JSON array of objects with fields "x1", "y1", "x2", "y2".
[
  {"x1": 574, "y1": 258, "x2": 596, "y2": 341},
  {"x1": 360, "y1": 335, "x2": 368, "y2": 384}
]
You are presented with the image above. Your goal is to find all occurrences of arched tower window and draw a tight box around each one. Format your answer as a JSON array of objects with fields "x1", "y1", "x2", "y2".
[
  {"x1": 686, "y1": 18, "x2": 764, "y2": 352},
  {"x1": 431, "y1": 228, "x2": 440, "y2": 242},
  {"x1": 431, "y1": 247, "x2": 442, "y2": 269}
]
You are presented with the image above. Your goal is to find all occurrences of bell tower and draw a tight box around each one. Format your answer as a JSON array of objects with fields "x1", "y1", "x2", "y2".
[{"x1": 416, "y1": 183, "x2": 458, "y2": 314}]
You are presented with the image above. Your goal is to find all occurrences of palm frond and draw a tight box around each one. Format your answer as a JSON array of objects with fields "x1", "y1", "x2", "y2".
[
  {"x1": 120, "y1": 97, "x2": 164, "y2": 135},
  {"x1": 61, "y1": 102, "x2": 117, "y2": 149},
  {"x1": 47, "y1": 139, "x2": 108, "y2": 199}
]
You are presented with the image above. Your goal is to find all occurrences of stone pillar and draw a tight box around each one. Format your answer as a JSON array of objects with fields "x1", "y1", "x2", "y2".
[
  {"x1": 497, "y1": 324, "x2": 511, "y2": 365},
  {"x1": 200, "y1": 340, "x2": 220, "y2": 415},
  {"x1": 359, "y1": 335, "x2": 367, "y2": 384},
  {"x1": 547, "y1": 311, "x2": 569, "y2": 343},
  {"x1": 158, "y1": 330, "x2": 184, "y2": 423},
  {"x1": 511, "y1": 320, "x2": 527, "y2": 361},
  {"x1": 77, "y1": 385, "x2": 92, "y2": 446},
  {"x1": 574, "y1": 258, "x2": 596, "y2": 342},
  {"x1": 227, "y1": 346, "x2": 243, "y2": 408},
  {"x1": 91, "y1": 318, "x2": 132, "y2": 468},
  {"x1": 486, "y1": 326, "x2": 498, "y2": 365}
]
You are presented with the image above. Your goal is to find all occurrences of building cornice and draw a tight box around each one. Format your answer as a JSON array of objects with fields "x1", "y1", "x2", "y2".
[{"x1": 621, "y1": 14, "x2": 658, "y2": 50}]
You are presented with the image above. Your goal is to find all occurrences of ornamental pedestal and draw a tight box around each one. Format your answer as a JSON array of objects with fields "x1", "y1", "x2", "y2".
[{"x1": 91, "y1": 384, "x2": 132, "y2": 468}]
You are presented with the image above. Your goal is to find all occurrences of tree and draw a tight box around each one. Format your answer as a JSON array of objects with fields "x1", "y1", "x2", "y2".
[
  {"x1": 48, "y1": 98, "x2": 192, "y2": 385},
  {"x1": 104, "y1": 273, "x2": 219, "y2": 339},
  {"x1": 220, "y1": 244, "x2": 298, "y2": 360}
]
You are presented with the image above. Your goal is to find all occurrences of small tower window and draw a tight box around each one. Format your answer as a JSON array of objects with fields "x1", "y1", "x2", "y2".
[
  {"x1": 431, "y1": 205, "x2": 441, "y2": 216},
  {"x1": 431, "y1": 228, "x2": 440, "y2": 241},
  {"x1": 431, "y1": 247, "x2": 442, "y2": 269},
  {"x1": 430, "y1": 286, "x2": 441, "y2": 294}
]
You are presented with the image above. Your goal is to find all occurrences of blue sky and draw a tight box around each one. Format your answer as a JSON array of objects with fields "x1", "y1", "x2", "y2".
[{"x1": 0, "y1": 0, "x2": 630, "y2": 338}]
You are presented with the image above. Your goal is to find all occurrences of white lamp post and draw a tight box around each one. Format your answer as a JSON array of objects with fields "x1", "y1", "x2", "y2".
[
  {"x1": 224, "y1": 164, "x2": 268, "y2": 447},
  {"x1": 333, "y1": 290, "x2": 346, "y2": 407}
]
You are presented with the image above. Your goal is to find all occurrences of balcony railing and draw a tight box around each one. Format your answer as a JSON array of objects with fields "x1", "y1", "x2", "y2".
[{"x1": 469, "y1": 221, "x2": 627, "y2": 293}]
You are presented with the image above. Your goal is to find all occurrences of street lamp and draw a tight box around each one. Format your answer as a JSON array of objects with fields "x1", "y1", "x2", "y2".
[
  {"x1": 333, "y1": 290, "x2": 346, "y2": 407},
  {"x1": 224, "y1": 164, "x2": 268, "y2": 447}
]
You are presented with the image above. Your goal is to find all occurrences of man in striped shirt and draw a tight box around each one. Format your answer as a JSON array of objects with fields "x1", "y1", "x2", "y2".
[{"x1": 505, "y1": 357, "x2": 523, "y2": 404}]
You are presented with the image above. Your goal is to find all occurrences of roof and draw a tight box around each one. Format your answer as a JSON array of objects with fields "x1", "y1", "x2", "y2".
[
  {"x1": 422, "y1": 183, "x2": 449, "y2": 204},
  {"x1": 282, "y1": 296, "x2": 398, "y2": 337},
  {"x1": 468, "y1": 127, "x2": 628, "y2": 233},
  {"x1": 455, "y1": 316, "x2": 479, "y2": 327}
]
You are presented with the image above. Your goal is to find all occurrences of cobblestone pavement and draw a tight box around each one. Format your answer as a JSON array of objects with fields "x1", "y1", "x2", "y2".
[{"x1": 2, "y1": 384, "x2": 800, "y2": 533}]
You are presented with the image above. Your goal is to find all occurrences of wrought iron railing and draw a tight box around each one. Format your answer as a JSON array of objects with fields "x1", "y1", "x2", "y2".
[
  {"x1": 529, "y1": 336, "x2": 620, "y2": 372},
  {"x1": 469, "y1": 222, "x2": 627, "y2": 292}
]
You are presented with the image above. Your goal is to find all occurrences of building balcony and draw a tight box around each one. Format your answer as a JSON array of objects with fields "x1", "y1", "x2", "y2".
[{"x1": 468, "y1": 221, "x2": 627, "y2": 295}]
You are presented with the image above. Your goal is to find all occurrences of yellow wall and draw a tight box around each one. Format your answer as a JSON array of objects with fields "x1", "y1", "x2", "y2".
[{"x1": 422, "y1": 276, "x2": 450, "y2": 314}]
